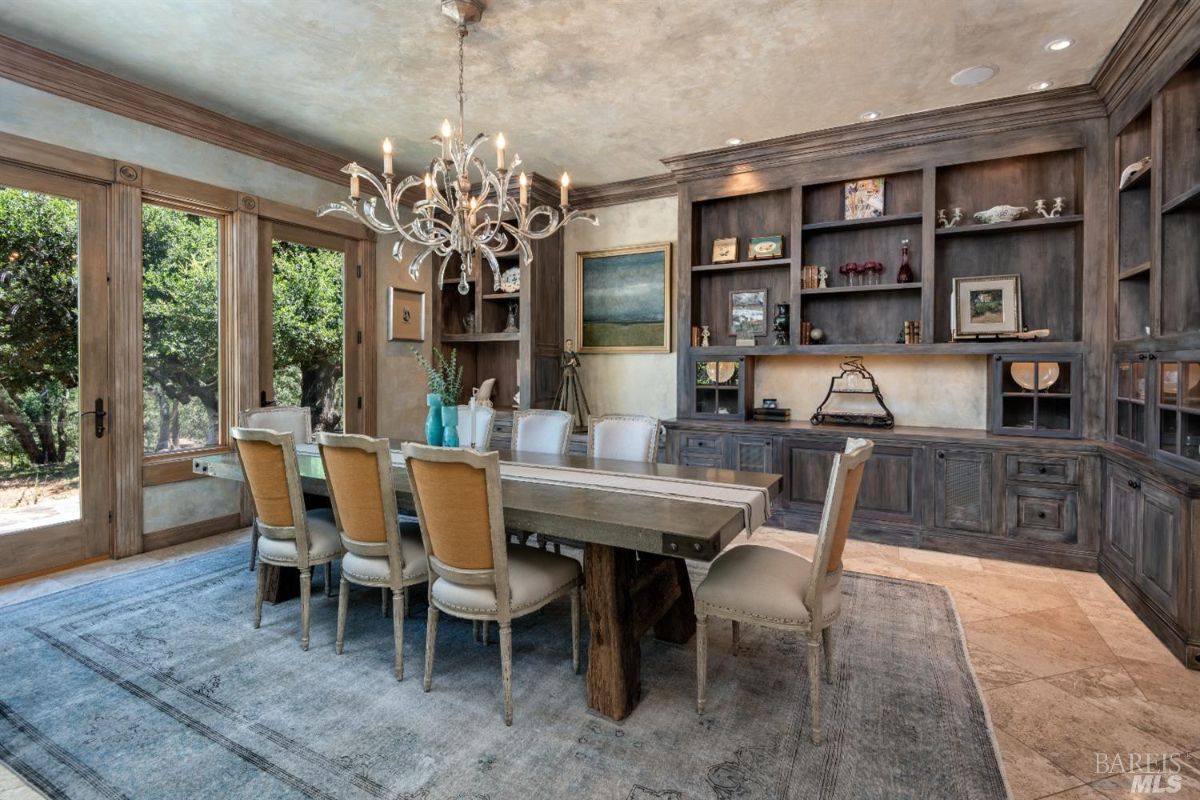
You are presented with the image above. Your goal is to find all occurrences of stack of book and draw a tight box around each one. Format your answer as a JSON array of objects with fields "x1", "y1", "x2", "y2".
[{"x1": 753, "y1": 406, "x2": 792, "y2": 422}]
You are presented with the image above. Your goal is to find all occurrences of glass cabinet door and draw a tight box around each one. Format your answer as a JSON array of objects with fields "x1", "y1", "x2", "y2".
[
  {"x1": 1114, "y1": 356, "x2": 1149, "y2": 448},
  {"x1": 1157, "y1": 359, "x2": 1200, "y2": 463},
  {"x1": 992, "y1": 355, "x2": 1078, "y2": 437},
  {"x1": 694, "y1": 359, "x2": 743, "y2": 416}
]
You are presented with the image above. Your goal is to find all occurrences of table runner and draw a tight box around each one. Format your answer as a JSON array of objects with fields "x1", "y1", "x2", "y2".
[{"x1": 296, "y1": 444, "x2": 770, "y2": 536}]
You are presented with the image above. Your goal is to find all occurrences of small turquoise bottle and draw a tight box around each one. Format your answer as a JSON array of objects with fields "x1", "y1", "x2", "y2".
[
  {"x1": 424, "y1": 394, "x2": 444, "y2": 446},
  {"x1": 441, "y1": 404, "x2": 460, "y2": 447}
]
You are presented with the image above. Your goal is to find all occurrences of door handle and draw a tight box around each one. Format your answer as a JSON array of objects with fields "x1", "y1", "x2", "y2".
[{"x1": 79, "y1": 398, "x2": 107, "y2": 438}]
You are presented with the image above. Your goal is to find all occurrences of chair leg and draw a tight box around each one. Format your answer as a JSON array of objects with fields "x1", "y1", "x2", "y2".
[
  {"x1": 423, "y1": 606, "x2": 439, "y2": 692},
  {"x1": 807, "y1": 637, "x2": 822, "y2": 745},
  {"x1": 253, "y1": 563, "x2": 266, "y2": 629},
  {"x1": 249, "y1": 521, "x2": 259, "y2": 572},
  {"x1": 483, "y1": 620, "x2": 489, "y2": 646},
  {"x1": 381, "y1": 587, "x2": 388, "y2": 617},
  {"x1": 404, "y1": 585, "x2": 411, "y2": 617},
  {"x1": 696, "y1": 613, "x2": 708, "y2": 714},
  {"x1": 335, "y1": 578, "x2": 349, "y2": 654},
  {"x1": 570, "y1": 586, "x2": 581, "y2": 674},
  {"x1": 731, "y1": 620, "x2": 740, "y2": 654},
  {"x1": 500, "y1": 621, "x2": 513, "y2": 726},
  {"x1": 324, "y1": 562, "x2": 333, "y2": 598},
  {"x1": 822, "y1": 626, "x2": 834, "y2": 684},
  {"x1": 299, "y1": 568, "x2": 312, "y2": 651},
  {"x1": 393, "y1": 588, "x2": 405, "y2": 681}
]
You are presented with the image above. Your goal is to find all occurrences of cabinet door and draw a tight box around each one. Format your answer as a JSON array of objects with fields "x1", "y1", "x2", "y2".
[
  {"x1": 1104, "y1": 464, "x2": 1141, "y2": 567},
  {"x1": 785, "y1": 440, "x2": 918, "y2": 524},
  {"x1": 730, "y1": 435, "x2": 774, "y2": 473},
  {"x1": 1137, "y1": 482, "x2": 1183, "y2": 619},
  {"x1": 1005, "y1": 486, "x2": 1078, "y2": 544},
  {"x1": 933, "y1": 449, "x2": 994, "y2": 533}
]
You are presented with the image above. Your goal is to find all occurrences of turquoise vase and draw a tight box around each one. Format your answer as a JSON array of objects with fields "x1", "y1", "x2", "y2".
[
  {"x1": 425, "y1": 394, "x2": 444, "y2": 446},
  {"x1": 441, "y1": 404, "x2": 460, "y2": 447}
]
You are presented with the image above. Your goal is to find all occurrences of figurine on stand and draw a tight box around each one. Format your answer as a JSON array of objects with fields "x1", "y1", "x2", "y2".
[
  {"x1": 700, "y1": 325, "x2": 711, "y2": 347},
  {"x1": 772, "y1": 303, "x2": 790, "y2": 346},
  {"x1": 817, "y1": 266, "x2": 828, "y2": 289},
  {"x1": 553, "y1": 338, "x2": 592, "y2": 429},
  {"x1": 503, "y1": 303, "x2": 519, "y2": 333}
]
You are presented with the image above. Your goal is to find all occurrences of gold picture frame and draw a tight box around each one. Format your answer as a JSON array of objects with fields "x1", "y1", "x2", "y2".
[
  {"x1": 711, "y1": 237, "x2": 738, "y2": 264},
  {"x1": 576, "y1": 242, "x2": 673, "y2": 353},
  {"x1": 388, "y1": 288, "x2": 425, "y2": 342},
  {"x1": 952, "y1": 274, "x2": 1023, "y2": 338}
]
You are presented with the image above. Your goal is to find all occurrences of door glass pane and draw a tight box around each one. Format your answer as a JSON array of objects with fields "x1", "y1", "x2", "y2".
[
  {"x1": 1160, "y1": 362, "x2": 1180, "y2": 406},
  {"x1": 0, "y1": 186, "x2": 81, "y2": 532},
  {"x1": 272, "y1": 240, "x2": 344, "y2": 433},
  {"x1": 142, "y1": 204, "x2": 221, "y2": 454}
]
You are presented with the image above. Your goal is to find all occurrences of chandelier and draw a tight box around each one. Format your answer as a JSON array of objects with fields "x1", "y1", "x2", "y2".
[{"x1": 318, "y1": 0, "x2": 597, "y2": 295}]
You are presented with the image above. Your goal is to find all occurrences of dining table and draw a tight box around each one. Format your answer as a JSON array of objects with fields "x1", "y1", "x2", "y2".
[{"x1": 193, "y1": 445, "x2": 782, "y2": 721}]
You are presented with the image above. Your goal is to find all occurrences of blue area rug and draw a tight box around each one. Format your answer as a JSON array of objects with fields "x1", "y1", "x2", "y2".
[{"x1": 0, "y1": 544, "x2": 1009, "y2": 799}]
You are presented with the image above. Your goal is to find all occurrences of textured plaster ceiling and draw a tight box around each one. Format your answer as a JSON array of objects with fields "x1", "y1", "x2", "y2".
[{"x1": 1, "y1": 0, "x2": 1140, "y2": 185}]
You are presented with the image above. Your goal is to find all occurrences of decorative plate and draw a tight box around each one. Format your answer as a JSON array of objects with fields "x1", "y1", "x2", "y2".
[
  {"x1": 499, "y1": 266, "x2": 521, "y2": 293},
  {"x1": 1010, "y1": 362, "x2": 1061, "y2": 391}
]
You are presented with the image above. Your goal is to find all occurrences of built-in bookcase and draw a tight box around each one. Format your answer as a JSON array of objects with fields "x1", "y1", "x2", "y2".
[
  {"x1": 1159, "y1": 58, "x2": 1200, "y2": 338},
  {"x1": 1115, "y1": 110, "x2": 1152, "y2": 341}
]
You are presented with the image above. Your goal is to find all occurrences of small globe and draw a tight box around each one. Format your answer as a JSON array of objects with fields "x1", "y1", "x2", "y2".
[{"x1": 810, "y1": 327, "x2": 826, "y2": 343}]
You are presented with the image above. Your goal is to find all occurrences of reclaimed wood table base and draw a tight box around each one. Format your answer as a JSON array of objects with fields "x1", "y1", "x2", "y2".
[{"x1": 584, "y1": 544, "x2": 697, "y2": 720}]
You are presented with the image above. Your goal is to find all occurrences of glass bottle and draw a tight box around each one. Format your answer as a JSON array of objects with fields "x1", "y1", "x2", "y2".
[{"x1": 897, "y1": 239, "x2": 914, "y2": 284}]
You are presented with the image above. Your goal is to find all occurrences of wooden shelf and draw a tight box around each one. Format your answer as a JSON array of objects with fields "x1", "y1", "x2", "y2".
[
  {"x1": 482, "y1": 293, "x2": 521, "y2": 302},
  {"x1": 935, "y1": 214, "x2": 1083, "y2": 237},
  {"x1": 1003, "y1": 392, "x2": 1073, "y2": 399},
  {"x1": 1118, "y1": 261, "x2": 1152, "y2": 281},
  {"x1": 441, "y1": 332, "x2": 520, "y2": 343},
  {"x1": 1163, "y1": 182, "x2": 1200, "y2": 214},
  {"x1": 1119, "y1": 163, "x2": 1152, "y2": 191},
  {"x1": 800, "y1": 212, "x2": 923, "y2": 233},
  {"x1": 800, "y1": 282, "x2": 922, "y2": 296},
  {"x1": 691, "y1": 257, "x2": 790, "y2": 274},
  {"x1": 692, "y1": 340, "x2": 1084, "y2": 357}
]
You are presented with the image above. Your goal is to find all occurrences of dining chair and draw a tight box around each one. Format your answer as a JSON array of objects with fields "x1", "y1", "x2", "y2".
[
  {"x1": 316, "y1": 433, "x2": 428, "y2": 680},
  {"x1": 231, "y1": 426, "x2": 343, "y2": 651},
  {"x1": 456, "y1": 403, "x2": 496, "y2": 450},
  {"x1": 587, "y1": 414, "x2": 660, "y2": 462},
  {"x1": 403, "y1": 443, "x2": 582, "y2": 726},
  {"x1": 694, "y1": 437, "x2": 873, "y2": 745},
  {"x1": 510, "y1": 409, "x2": 574, "y2": 553},
  {"x1": 239, "y1": 406, "x2": 313, "y2": 573}
]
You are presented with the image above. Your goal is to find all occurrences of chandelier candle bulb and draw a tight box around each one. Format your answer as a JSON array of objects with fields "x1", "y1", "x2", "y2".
[
  {"x1": 349, "y1": 167, "x2": 360, "y2": 199},
  {"x1": 440, "y1": 118, "x2": 452, "y2": 159},
  {"x1": 496, "y1": 132, "x2": 506, "y2": 170},
  {"x1": 424, "y1": 173, "x2": 433, "y2": 202},
  {"x1": 519, "y1": 172, "x2": 528, "y2": 207},
  {"x1": 560, "y1": 173, "x2": 570, "y2": 206},
  {"x1": 382, "y1": 138, "x2": 394, "y2": 175}
]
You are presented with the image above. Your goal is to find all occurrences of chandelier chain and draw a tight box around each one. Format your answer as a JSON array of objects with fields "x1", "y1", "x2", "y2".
[{"x1": 456, "y1": 24, "x2": 467, "y2": 135}]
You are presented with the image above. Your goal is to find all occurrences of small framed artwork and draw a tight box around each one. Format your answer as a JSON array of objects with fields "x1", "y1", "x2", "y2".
[
  {"x1": 952, "y1": 274, "x2": 1023, "y2": 338},
  {"x1": 577, "y1": 242, "x2": 673, "y2": 353},
  {"x1": 844, "y1": 177, "x2": 885, "y2": 219},
  {"x1": 728, "y1": 288, "x2": 768, "y2": 338},
  {"x1": 711, "y1": 237, "x2": 739, "y2": 264},
  {"x1": 388, "y1": 288, "x2": 425, "y2": 341},
  {"x1": 747, "y1": 235, "x2": 783, "y2": 260}
]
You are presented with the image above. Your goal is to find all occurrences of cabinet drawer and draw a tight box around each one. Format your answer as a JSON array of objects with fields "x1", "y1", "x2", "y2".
[
  {"x1": 1005, "y1": 486, "x2": 1078, "y2": 544},
  {"x1": 682, "y1": 433, "x2": 723, "y2": 452},
  {"x1": 1005, "y1": 454, "x2": 1079, "y2": 486},
  {"x1": 679, "y1": 450, "x2": 724, "y2": 469}
]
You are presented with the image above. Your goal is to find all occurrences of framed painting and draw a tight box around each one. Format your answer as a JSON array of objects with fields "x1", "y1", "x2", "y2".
[
  {"x1": 388, "y1": 288, "x2": 425, "y2": 342},
  {"x1": 576, "y1": 242, "x2": 672, "y2": 353},
  {"x1": 728, "y1": 288, "x2": 768, "y2": 338},
  {"x1": 952, "y1": 274, "x2": 1022, "y2": 337},
  {"x1": 844, "y1": 177, "x2": 885, "y2": 219}
]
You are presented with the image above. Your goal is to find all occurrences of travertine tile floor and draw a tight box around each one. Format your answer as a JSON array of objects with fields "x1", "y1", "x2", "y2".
[{"x1": 1, "y1": 526, "x2": 1198, "y2": 799}]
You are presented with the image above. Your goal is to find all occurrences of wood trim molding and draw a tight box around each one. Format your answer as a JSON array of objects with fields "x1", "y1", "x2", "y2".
[
  {"x1": 572, "y1": 173, "x2": 678, "y2": 209},
  {"x1": 141, "y1": 167, "x2": 238, "y2": 210},
  {"x1": 109, "y1": 181, "x2": 144, "y2": 559},
  {"x1": 0, "y1": 33, "x2": 354, "y2": 189},
  {"x1": 0, "y1": 129, "x2": 114, "y2": 182},
  {"x1": 142, "y1": 513, "x2": 242, "y2": 553},
  {"x1": 256, "y1": 196, "x2": 374, "y2": 241},
  {"x1": 1093, "y1": 0, "x2": 1200, "y2": 129},
  {"x1": 660, "y1": 85, "x2": 1107, "y2": 183}
]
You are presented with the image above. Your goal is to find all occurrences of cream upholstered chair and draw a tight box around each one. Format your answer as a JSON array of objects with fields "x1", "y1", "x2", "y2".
[
  {"x1": 316, "y1": 433, "x2": 428, "y2": 680},
  {"x1": 587, "y1": 414, "x2": 660, "y2": 462},
  {"x1": 456, "y1": 404, "x2": 496, "y2": 450},
  {"x1": 403, "y1": 443, "x2": 582, "y2": 726},
  {"x1": 695, "y1": 437, "x2": 874, "y2": 745},
  {"x1": 239, "y1": 406, "x2": 313, "y2": 572},
  {"x1": 231, "y1": 426, "x2": 343, "y2": 651},
  {"x1": 511, "y1": 408, "x2": 573, "y2": 454}
]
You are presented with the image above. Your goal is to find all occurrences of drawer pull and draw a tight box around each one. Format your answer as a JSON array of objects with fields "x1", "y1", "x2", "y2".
[
  {"x1": 1038, "y1": 466, "x2": 1047, "y2": 474},
  {"x1": 1037, "y1": 511, "x2": 1046, "y2": 519},
  {"x1": 1128, "y1": 479, "x2": 1141, "y2": 490}
]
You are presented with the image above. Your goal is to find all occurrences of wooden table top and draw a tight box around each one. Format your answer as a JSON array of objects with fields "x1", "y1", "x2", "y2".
[{"x1": 194, "y1": 448, "x2": 781, "y2": 562}]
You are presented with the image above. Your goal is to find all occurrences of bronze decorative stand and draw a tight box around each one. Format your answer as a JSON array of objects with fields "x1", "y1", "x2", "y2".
[{"x1": 554, "y1": 339, "x2": 591, "y2": 430}]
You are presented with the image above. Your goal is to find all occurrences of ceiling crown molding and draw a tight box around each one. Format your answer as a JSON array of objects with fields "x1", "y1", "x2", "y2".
[
  {"x1": 0, "y1": 33, "x2": 354, "y2": 189},
  {"x1": 571, "y1": 173, "x2": 678, "y2": 209},
  {"x1": 660, "y1": 85, "x2": 1106, "y2": 184}
]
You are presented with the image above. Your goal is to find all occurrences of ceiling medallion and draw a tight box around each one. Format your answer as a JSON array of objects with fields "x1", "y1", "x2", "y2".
[{"x1": 318, "y1": 0, "x2": 597, "y2": 294}]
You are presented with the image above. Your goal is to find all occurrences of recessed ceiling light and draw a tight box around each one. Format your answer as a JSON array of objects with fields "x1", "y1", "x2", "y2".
[
  {"x1": 859, "y1": 110, "x2": 881, "y2": 121},
  {"x1": 950, "y1": 65, "x2": 997, "y2": 86},
  {"x1": 1029, "y1": 80, "x2": 1055, "y2": 91},
  {"x1": 1045, "y1": 38, "x2": 1074, "y2": 51},
  {"x1": 725, "y1": 137, "x2": 743, "y2": 146}
]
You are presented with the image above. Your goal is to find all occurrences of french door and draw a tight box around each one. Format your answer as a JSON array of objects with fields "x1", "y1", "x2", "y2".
[
  {"x1": 0, "y1": 163, "x2": 111, "y2": 579},
  {"x1": 256, "y1": 221, "x2": 366, "y2": 434}
]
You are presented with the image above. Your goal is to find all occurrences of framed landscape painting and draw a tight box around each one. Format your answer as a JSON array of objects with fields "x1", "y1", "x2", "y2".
[{"x1": 576, "y1": 243, "x2": 672, "y2": 353}]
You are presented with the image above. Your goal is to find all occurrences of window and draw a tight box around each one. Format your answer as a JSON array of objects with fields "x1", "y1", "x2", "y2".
[{"x1": 141, "y1": 203, "x2": 222, "y2": 455}]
